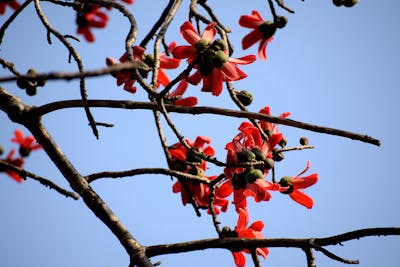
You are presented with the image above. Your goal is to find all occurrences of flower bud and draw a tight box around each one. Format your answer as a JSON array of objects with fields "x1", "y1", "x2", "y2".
[
  {"x1": 258, "y1": 21, "x2": 276, "y2": 39},
  {"x1": 237, "y1": 148, "x2": 256, "y2": 162},
  {"x1": 235, "y1": 90, "x2": 253, "y2": 106},
  {"x1": 273, "y1": 151, "x2": 284, "y2": 162},
  {"x1": 232, "y1": 172, "x2": 247, "y2": 190},
  {"x1": 278, "y1": 176, "x2": 294, "y2": 194},
  {"x1": 246, "y1": 168, "x2": 264, "y2": 183},
  {"x1": 0, "y1": 145, "x2": 4, "y2": 155},
  {"x1": 16, "y1": 78, "x2": 28, "y2": 89},
  {"x1": 19, "y1": 146, "x2": 31, "y2": 157},
  {"x1": 26, "y1": 85, "x2": 38, "y2": 96},
  {"x1": 343, "y1": 0, "x2": 358, "y2": 7},
  {"x1": 279, "y1": 137, "x2": 287, "y2": 148},
  {"x1": 332, "y1": 0, "x2": 342, "y2": 7},
  {"x1": 275, "y1": 16, "x2": 288, "y2": 29},
  {"x1": 251, "y1": 147, "x2": 266, "y2": 161},
  {"x1": 263, "y1": 158, "x2": 274, "y2": 170},
  {"x1": 299, "y1": 137, "x2": 309, "y2": 146}
]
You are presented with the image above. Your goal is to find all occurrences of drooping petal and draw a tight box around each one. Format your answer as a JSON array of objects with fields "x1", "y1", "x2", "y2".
[
  {"x1": 172, "y1": 45, "x2": 197, "y2": 59},
  {"x1": 232, "y1": 252, "x2": 246, "y2": 267},
  {"x1": 186, "y1": 70, "x2": 203, "y2": 85},
  {"x1": 258, "y1": 36, "x2": 273, "y2": 61},
  {"x1": 249, "y1": 220, "x2": 264, "y2": 232},
  {"x1": 290, "y1": 189, "x2": 314, "y2": 209},
  {"x1": 156, "y1": 69, "x2": 170, "y2": 87},
  {"x1": 229, "y1": 54, "x2": 257, "y2": 65},
  {"x1": 235, "y1": 208, "x2": 249, "y2": 230},
  {"x1": 173, "y1": 97, "x2": 197, "y2": 107},
  {"x1": 160, "y1": 56, "x2": 180, "y2": 69},
  {"x1": 169, "y1": 79, "x2": 189, "y2": 97},
  {"x1": 242, "y1": 30, "x2": 263, "y2": 50}
]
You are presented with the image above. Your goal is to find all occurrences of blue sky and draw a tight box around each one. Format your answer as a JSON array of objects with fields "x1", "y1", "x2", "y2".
[{"x1": 0, "y1": 1, "x2": 399, "y2": 267}]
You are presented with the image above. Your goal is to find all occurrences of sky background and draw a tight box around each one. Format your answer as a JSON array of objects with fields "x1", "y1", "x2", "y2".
[{"x1": 0, "y1": 1, "x2": 399, "y2": 267}]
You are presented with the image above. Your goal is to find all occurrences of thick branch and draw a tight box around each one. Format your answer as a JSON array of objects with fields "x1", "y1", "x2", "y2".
[{"x1": 34, "y1": 99, "x2": 381, "y2": 146}]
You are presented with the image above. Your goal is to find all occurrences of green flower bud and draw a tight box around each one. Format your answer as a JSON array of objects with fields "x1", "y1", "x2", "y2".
[
  {"x1": 0, "y1": 145, "x2": 4, "y2": 155},
  {"x1": 343, "y1": 0, "x2": 358, "y2": 7},
  {"x1": 235, "y1": 90, "x2": 253, "y2": 106},
  {"x1": 211, "y1": 39, "x2": 228, "y2": 51},
  {"x1": 27, "y1": 68, "x2": 38, "y2": 75},
  {"x1": 232, "y1": 172, "x2": 247, "y2": 190},
  {"x1": 251, "y1": 147, "x2": 266, "y2": 161},
  {"x1": 273, "y1": 151, "x2": 284, "y2": 162},
  {"x1": 299, "y1": 136, "x2": 309, "y2": 146},
  {"x1": 263, "y1": 158, "x2": 275, "y2": 170},
  {"x1": 258, "y1": 20, "x2": 276, "y2": 39},
  {"x1": 279, "y1": 176, "x2": 294, "y2": 194},
  {"x1": 246, "y1": 168, "x2": 264, "y2": 184},
  {"x1": 36, "y1": 79, "x2": 46, "y2": 87},
  {"x1": 16, "y1": 78, "x2": 28, "y2": 89},
  {"x1": 275, "y1": 16, "x2": 288, "y2": 29},
  {"x1": 279, "y1": 137, "x2": 287, "y2": 148},
  {"x1": 26, "y1": 85, "x2": 38, "y2": 96},
  {"x1": 332, "y1": 0, "x2": 342, "y2": 7},
  {"x1": 237, "y1": 148, "x2": 256, "y2": 162},
  {"x1": 19, "y1": 146, "x2": 31, "y2": 157},
  {"x1": 213, "y1": 49, "x2": 229, "y2": 68},
  {"x1": 195, "y1": 39, "x2": 211, "y2": 54}
]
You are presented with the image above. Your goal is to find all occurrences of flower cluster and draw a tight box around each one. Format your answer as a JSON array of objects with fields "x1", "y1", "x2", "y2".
[
  {"x1": 169, "y1": 136, "x2": 228, "y2": 214},
  {"x1": 1, "y1": 130, "x2": 41, "y2": 183},
  {"x1": 173, "y1": 21, "x2": 256, "y2": 96},
  {"x1": 169, "y1": 107, "x2": 318, "y2": 267}
]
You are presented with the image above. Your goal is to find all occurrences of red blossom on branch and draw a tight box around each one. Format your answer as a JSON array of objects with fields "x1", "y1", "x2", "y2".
[
  {"x1": 11, "y1": 130, "x2": 41, "y2": 157},
  {"x1": 173, "y1": 21, "x2": 256, "y2": 96},
  {"x1": 2, "y1": 149, "x2": 24, "y2": 183},
  {"x1": 239, "y1": 10, "x2": 275, "y2": 61},
  {"x1": 278, "y1": 161, "x2": 318, "y2": 209},
  {"x1": 107, "y1": 43, "x2": 180, "y2": 93},
  {"x1": 167, "y1": 80, "x2": 198, "y2": 107},
  {"x1": 0, "y1": 0, "x2": 20, "y2": 15},
  {"x1": 231, "y1": 208, "x2": 269, "y2": 267},
  {"x1": 76, "y1": 4, "x2": 109, "y2": 42}
]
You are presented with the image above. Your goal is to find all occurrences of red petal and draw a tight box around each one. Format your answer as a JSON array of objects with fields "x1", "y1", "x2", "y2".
[
  {"x1": 239, "y1": 11, "x2": 263, "y2": 28},
  {"x1": 242, "y1": 30, "x2": 263, "y2": 50},
  {"x1": 232, "y1": 252, "x2": 246, "y2": 267},
  {"x1": 289, "y1": 190, "x2": 314, "y2": 209},
  {"x1": 292, "y1": 173, "x2": 318, "y2": 189},
  {"x1": 181, "y1": 21, "x2": 200, "y2": 45}
]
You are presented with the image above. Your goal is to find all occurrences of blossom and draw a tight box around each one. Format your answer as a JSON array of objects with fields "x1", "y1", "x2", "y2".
[
  {"x1": 167, "y1": 79, "x2": 198, "y2": 106},
  {"x1": 0, "y1": 0, "x2": 20, "y2": 15},
  {"x1": 278, "y1": 161, "x2": 318, "y2": 209},
  {"x1": 231, "y1": 208, "x2": 269, "y2": 267},
  {"x1": 218, "y1": 121, "x2": 281, "y2": 210},
  {"x1": 1, "y1": 149, "x2": 24, "y2": 183},
  {"x1": 172, "y1": 21, "x2": 256, "y2": 96},
  {"x1": 239, "y1": 10, "x2": 275, "y2": 61},
  {"x1": 107, "y1": 43, "x2": 180, "y2": 93},
  {"x1": 168, "y1": 136, "x2": 215, "y2": 173},
  {"x1": 76, "y1": 4, "x2": 109, "y2": 42},
  {"x1": 172, "y1": 175, "x2": 229, "y2": 214},
  {"x1": 11, "y1": 130, "x2": 41, "y2": 157}
]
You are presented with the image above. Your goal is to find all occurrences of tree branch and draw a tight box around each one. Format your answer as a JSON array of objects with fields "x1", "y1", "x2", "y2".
[{"x1": 33, "y1": 99, "x2": 381, "y2": 146}]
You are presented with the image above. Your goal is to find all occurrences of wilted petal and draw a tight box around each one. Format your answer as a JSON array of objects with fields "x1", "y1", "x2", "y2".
[{"x1": 290, "y1": 189, "x2": 314, "y2": 209}]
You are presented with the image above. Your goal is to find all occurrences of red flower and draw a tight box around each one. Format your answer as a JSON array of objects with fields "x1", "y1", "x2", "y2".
[
  {"x1": 2, "y1": 149, "x2": 24, "y2": 183},
  {"x1": 121, "y1": 0, "x2": 134, "y2": 4},
  {"x1": 11, "y1": 130, "x2": 41, "y2": 157},
  {"x1": 278, "y1": 161, "x2": 318, "y2": 209},
  {"x1": 172, "y1": 175, "x2": 229, "y2": 214},
  {"x1": 173, "y1": 21, "x2": 256, "y2": 96},
  {"x1": 168, "y1": 136, "x2": 215, "y2": 173},
  {"x1": 76, "y1": 4, "x2": 109, "y2": 42},
  {"x1": 239, "y1": 10, "x2": 275, "y2": 61},
  {"x1": 107, "y1": 43, "x2": 180, "y2": 93},
  {"x1": 231, "y1": 208, "x2": 269, "y2": 267},
  {"x1": 167, "y1": 80, "x2": 198, "y2": 106},
  {"x1": 218, "y1": 121, "x2": 281, "y2": 211},
  {"x1": 0, "y1": 0, "x2": 20, "y2": 15}
]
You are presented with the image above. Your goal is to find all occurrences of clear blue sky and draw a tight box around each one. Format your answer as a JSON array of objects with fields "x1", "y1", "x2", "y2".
[{"x1": 1, "y1": 1, "x2": 399, "y2": 267}]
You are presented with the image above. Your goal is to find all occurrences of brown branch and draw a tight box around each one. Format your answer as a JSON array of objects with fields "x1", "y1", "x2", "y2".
[
  {"x1": 33, "y1": 99, "x2": 381, "y2": 146},
  {"x1": 145, "y1": 227, "x2": 400, "y2": 263},
  {"x1": 85, "y1": 167, "x2": 211, "y2": 184},
  {"x1": 0, "y1": 62, "x2": 149, "y2": 83},
  {"x1": 0, "y1": 160, "x2": 79, "y2": 200},
  {"x1": 0, "y1": 86, "x2": 153, "y2": 267}
]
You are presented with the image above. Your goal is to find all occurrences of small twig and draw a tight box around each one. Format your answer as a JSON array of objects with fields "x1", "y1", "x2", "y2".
[
  {"x1": 85, "y1": 167, "x2": 211, "y2": 184},
  {"x1": 0, "y1": 160, "x2": 79, "y2": 200},
  {"x1": 302, "y1": 245, "x2": 316, "y2": 267},
  {"x1": 274, "y1": 0, "x2": 295, "y2": 14},
  {"x1": 250, "y1": 249, "x2": 262, "y2": 267},
  {"x1": 0, "y1": 62, "x2": 149, "y2": 83},
  {"x1": 275, "y1": 145, "x2": 314, "y2": 153}
]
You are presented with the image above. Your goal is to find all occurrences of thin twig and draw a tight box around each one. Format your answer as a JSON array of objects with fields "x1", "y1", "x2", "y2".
[{"x1": 0, "y1": 160, "x2": 79, "y2": 200}]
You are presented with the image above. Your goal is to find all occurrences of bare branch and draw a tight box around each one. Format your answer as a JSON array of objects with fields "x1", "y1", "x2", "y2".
[{"x1": 33, "y1": 99, "x2": 381, "y2": 146}]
